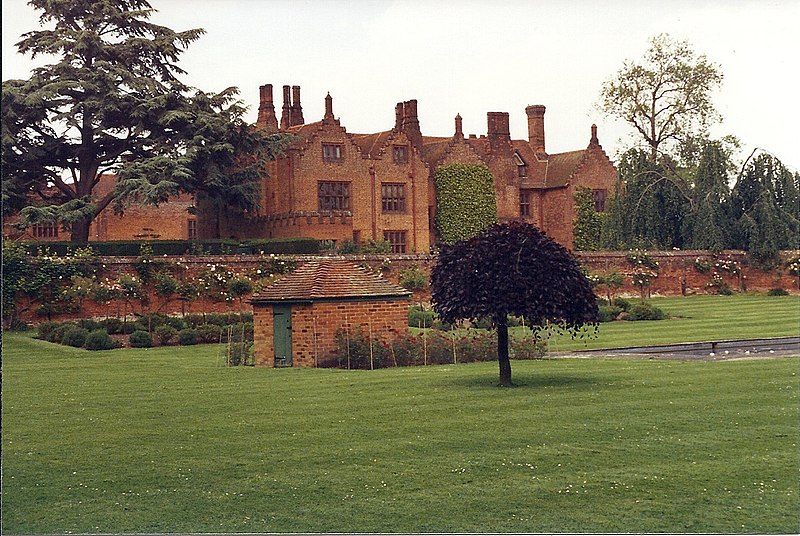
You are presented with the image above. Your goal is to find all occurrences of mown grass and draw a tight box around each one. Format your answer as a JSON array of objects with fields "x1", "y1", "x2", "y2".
[
  {"x1": 532, "y1": 294, "x2": 800, "y2": 352},
  {"x1": 2, "y1": 326, "x2": 798, "y2": 533}
]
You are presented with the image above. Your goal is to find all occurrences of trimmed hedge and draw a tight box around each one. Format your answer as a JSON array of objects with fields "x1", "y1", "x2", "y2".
[{"x1": 18, "y1": 237, "x2": 320, "y2": 257}]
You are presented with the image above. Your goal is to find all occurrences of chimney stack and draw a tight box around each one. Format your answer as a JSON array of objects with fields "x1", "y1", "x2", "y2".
[
  {"x1": 395, "y1": 99, "x2": 422, "y2": 148},
  {"x1": 487, "y1": 112, "x2": 511, "y2": 156},
  {"x1": 590, "y1": 124, "x2": 599, "y2": 147},
  {"x1": 280, "y1": 85, "x2": 292, "y2": 129},
  {"x1": 256, "y1": 84, "x2": 278, "y2": 132},
  {"x1": 454, "y1": 113, "x2": 463, "y2": 140},
  {"x1": 324, "y1": 92, "x2": 334, "y2": 120},
  {"x1": 526, "y1": 105, "x2": 546, "y2": 153},
  {"x1": 291, "y1": 85, "x2": 304, "y2": 126}
]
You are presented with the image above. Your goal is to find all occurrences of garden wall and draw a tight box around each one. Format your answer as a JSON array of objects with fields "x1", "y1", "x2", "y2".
[{"x1": 11, "y1": 250, "x2": 799, "y2": 325}]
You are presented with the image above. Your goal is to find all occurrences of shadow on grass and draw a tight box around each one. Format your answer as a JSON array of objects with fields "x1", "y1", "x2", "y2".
[{"x1": 443, "y1": 370, "x2": 600, "y2": 390}]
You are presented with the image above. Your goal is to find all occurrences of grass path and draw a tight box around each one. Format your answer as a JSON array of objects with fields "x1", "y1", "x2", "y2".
[{"x1": 3, "y1": 327, "x2": 798, "y2": 533}]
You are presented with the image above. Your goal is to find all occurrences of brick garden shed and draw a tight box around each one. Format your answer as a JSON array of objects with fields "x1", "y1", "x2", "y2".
[{"x1": 250, "y1": 260, "x2": 411, "y2": 367}]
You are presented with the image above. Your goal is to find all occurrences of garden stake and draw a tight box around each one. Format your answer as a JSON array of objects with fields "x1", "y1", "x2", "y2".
[{"x1": 369, "y1": 321, "x2": 374, "y2": 370}]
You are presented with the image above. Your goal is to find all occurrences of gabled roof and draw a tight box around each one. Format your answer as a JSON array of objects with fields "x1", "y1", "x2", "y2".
[
  {"x1": 545, "y1": 150, "x2": 586, "y2": 187},
  {"x1": 250, "y1": 260, "x2": 411, "y2": 303},
  {"x1": 351, "y1": 131, "x2": 393, "y2": 159}
]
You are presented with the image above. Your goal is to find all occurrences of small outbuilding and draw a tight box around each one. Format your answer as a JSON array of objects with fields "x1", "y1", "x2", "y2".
[{"x1": 250, "y1": 260, "x2": 412, "y2": 367}]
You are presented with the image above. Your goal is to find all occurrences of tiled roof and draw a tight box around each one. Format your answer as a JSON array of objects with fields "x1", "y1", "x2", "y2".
[
  {"x1": 351, "y1": 130, "x2": 393, "y2": 159},
  {"x1": 250, "y1": 260, "x2": 411, "y2": 303},
  {"x1": 545, "y1": 150, "x2": 586, "y2": 187}
]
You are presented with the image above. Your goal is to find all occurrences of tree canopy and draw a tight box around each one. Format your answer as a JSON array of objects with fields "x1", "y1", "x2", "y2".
[
  {"x1": 431, "y1": 221, "x2": 598, "y2": 386},
  {"x1": 600, "y1": 33, "x2": 723, "y2": 161},
  {"x1": 2, "y1": 0, "x2": 288, "y2": 242}
]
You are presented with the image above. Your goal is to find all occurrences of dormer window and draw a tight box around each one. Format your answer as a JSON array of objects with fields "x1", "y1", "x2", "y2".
[
  {"x1": 393, "y1": 145, "x2": 408, "y2": 164},
  {"x1": 513, "y1": 152, "x2": 527, "y2": 178},
  {"x1": 322, "y1": 143, "x2": 343, "y2": 162}
]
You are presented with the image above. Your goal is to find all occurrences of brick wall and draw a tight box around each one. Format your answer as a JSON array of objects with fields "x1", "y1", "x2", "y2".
[
  {"x1": 253, "y1": 297, "x2": 410, "y2": 368},
  {"x1": 13, "y1": 250, "x2": 799, "y2": 325}
]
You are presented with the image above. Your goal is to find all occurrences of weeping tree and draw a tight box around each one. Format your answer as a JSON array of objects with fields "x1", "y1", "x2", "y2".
[{"x1": 431, "y1": 221, "x2": 598, "y2": 387}]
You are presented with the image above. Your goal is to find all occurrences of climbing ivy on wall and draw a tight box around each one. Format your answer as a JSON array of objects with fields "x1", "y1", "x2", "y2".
[{"x1": 435, "y1": 163, "x2": 498, "y2": 244}]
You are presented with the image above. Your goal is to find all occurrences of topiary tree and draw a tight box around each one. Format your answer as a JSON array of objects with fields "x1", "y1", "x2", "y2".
[{"x1": 431, "y1": 221, "x2": 598, "y2": 386}]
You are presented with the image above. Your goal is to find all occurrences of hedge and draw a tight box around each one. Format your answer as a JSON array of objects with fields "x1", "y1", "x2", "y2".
[{"x1": 18, "y1": 237, "x2": 320, "y2": 257}]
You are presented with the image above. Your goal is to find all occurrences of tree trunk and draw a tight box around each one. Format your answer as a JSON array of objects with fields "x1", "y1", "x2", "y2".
[
  {"x1": 70, "y1": 217, "x2": 92, "y2": 244},
  {"x1": 497, "y1": 315, "x2": 512, "y2": 387}
]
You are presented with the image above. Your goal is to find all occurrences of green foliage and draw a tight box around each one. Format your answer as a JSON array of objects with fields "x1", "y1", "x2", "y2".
[
  {"x1": 767, "y1": 288, "x2": 789, "y2": 297},
  {"x1": 61, "y1": 327, "x2": 89, "y2": 348},
  {"x1": 177, "y1": 328, "x2": 198, "y2": 346},
  {"x1": 600, "y1": 33, "x2": 722, "y2": 159},
  {"x1": 129, "y1": 330, "x2": 153, "y2": 349},
  {"x1": 399, "y1": 265, "x2": 428, "y2": 290},
  {"x1": 730, "y1": 154, "x2": 799, "y2": 264},
  {"x1": 627, "y1": 303, "x2": 667, "y2": 321},
  {"x1": 684, "y1": 141, "x2": 732, "y2": 251},
  {"x1": 434, "y1": 163, "x2": 498, "y2": 244},
  {"x1": 598, "y1": 305, "x2": 623, "y2": 322},
  {"x1": 408, "y1": 305, "x2": 436, "y2": 328},
  {"x1": 573, "y1": 187, "x2": 604, "y2": 251},
  {"x1": 196, "y1": 324, "x2": 222, "y2": 344},
  {"x1": 154, "y1": 325, "x2": 178, "y2": 346},
  {"x1": 85, "y1": 329, "x2": 118, "y2": 351}
]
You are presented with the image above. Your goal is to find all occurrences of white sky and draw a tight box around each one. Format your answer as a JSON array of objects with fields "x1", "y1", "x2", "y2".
[{"x1": 3, "y1": 0, "x2": 798, "y2": 170}]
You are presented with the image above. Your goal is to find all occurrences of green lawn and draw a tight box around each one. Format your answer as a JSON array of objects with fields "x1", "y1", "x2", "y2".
[
  {"x1": 536, "y1": 294, "x2": 800, "y2": 352},
  {"x1": 2, "y1": 324, "x2": 799, "y2": 533}
]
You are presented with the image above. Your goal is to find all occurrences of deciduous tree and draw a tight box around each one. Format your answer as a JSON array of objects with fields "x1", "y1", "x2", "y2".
[
  {"x1": 430, "y1": 221, "x2": 598, "y2": 387},
  {"x1": 600, "y1": 33, "x2": 723, "y2": 161}
]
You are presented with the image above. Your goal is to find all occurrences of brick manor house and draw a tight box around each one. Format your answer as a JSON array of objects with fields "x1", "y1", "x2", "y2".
[
  {"x1": 198, "y1": 84, "x2": 617, "y2": 252},
  {"x1": 5, "y1": 84, "x2": 617, "y2": 250}
]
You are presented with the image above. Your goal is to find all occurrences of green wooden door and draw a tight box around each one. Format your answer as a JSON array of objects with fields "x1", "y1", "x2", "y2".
[{"x1": 273, "y1": 304, "x2": 292, "y2": 367}]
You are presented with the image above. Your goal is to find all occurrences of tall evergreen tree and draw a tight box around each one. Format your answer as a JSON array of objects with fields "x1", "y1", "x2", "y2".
[{"x1": 2, "y1": 0, "x2": 287, "y2": 242}]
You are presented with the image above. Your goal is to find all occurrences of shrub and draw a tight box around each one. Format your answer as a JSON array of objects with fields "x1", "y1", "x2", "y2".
[
  {"x1": 612, "y1": 297, "x2": 632, "y2": 312},
  {"x1": 510, "y1": 332, "x2": 548, "y2": 360},
  {"x1": 154, "y1": 324, "x2": 178, "y2": 345},
  {"x1": 37, "y1": 321, "x2": 61, "y2": 342},
  {"x1": 627, "y1": 303, "x2": 666, "y2": 321},
  {"x1": 197, "y1": 324, "x2": 222, "y2": 344},
  {"x1": 62, "y1": 327, "x2": 89, "y2": 348},
  {"x1": 129, "y1": 330, "x2": 153, "y2": 348},
  {"x1": 77, "y1": 318, "x2": 103, "y2": 332},
  {"x1": 399, "y1": 266, "x2": 428, "y2": 290},
  {"x1": 178, "y1": 328, "x2": 198, "y2": 346},
  {"x1": 102, "y1": 318, "x2": 124, "y2": 334},
  {"x1": 164, "y1": 316, "x2": 188, "y2": 331},
  {"x1": 85, "y1": 329, "x2": 118, "y2": 350},
  {"x1": 408, "y1": 305, "x2": 436, "y2": 328},
  {"x1": 52, "y1": 322, "x2": 79, "y2": 344},
  {"x1": 598, "y1": 305, "x2": 623, "y2": 323},
  {"x1": 333, "y1": 327, "x2": 390, "y2": 369},
  {"x1": 767, "y1": 287, "x2": 789, "y2": 296},
  {"x1": 122, "y1": 321, "x2": 146, "y2": 334}
]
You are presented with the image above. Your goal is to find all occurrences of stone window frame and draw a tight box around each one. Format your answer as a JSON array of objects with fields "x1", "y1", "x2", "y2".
[
  {"x1": 392, "y1": 145, "x2": 408, "y2": 164},
  {"x1": 33, "y1": 222, "x2": 58, "y2": 238},
  {"x1": 322, "y1": 143, "x2": 343, "y2": 163},
  {"x1": 592, "y1": 189, "x2": 607, "y2": 212},
  {"x1": 383, "y1": 230, "x2": 407, "y2": 254},
  {"x1": 519, "y1": 190, "x2": 532, "y2": 217},
  {"x1": 381, "y1": 182, "x2": 406, "y2": 213},
  {"x1": 188, "y1": 219, "x2": 197, "y2": 240},
  {"x1": 318, "y1": 181, "x2": 351, "y2": 211}
]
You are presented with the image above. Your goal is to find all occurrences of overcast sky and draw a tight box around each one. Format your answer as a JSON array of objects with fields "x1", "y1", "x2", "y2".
[{"x1": 3, "y1": 0, "x2": 798, "y2": 170}]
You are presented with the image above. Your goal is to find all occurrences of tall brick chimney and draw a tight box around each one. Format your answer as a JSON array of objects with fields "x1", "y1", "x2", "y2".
[
  {"x1": 526, "y1": 105, "x2": 546, "y2": 153},
  {"x1": 396, "y1": 100, "x2": 422, "y2": 148},
  {"x1": 324, "y1": 92, "x2": 334, "y2": 120},
  {"x1": 291, "y1": 85, "x2": 304, "y2": 126},
  {"x1": 487, "y1": 112, "x2": 511, "y2": 156},
  {"x1": 280, "y1": 85, "x2": 292, "y2": 129},
  {"x1": 256, "y1": 84, "x2": 278, "y2": 132},
  {"x1": 454, "y1": 113, "x2": 463, "y2": 140}
]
